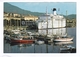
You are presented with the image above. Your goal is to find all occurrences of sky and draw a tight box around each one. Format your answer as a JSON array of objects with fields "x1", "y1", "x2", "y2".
[{"x1": 8, "y1": 2, "x2": 76, "y2": 15}]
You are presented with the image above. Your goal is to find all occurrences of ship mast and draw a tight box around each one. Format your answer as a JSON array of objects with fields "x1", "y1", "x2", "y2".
[{"x1": 52, "y1": 16, "x2": 53, "y2": 35}]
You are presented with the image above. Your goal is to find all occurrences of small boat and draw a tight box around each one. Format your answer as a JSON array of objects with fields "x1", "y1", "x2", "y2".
[
  {"x1": 10, "y1": 34, "x2": 34, "y2": 43},
  {"x1": 10, "y1": 42, "x2": 33, "y2": 46},
  {"x1": 60, "y1": 45, "x2": 75, "y2": 51},
  {"x1": 4, "y1": 30, "x2": 11, "y2": 40},
  {"x1": 35, "y1": 40, "x2": 44, "y2": 44},
  {"x1": 53, "y1": 35, "x2": 73, "y2": 42},
  {"x1": 54, "y1": 41, "x2": 73, "y2": 45},
  {"x1": 47, "y1": 34, "x2": 54, "y2": 38},
  {"x1": 4, "y1": 34, "x2": 10, "y2": 40},
  {"x1": 11, "y1": 29, "x2": 20, "y2": 34}
]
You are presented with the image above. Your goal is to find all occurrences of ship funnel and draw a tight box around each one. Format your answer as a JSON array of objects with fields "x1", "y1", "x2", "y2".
[{"x1": 53, "y1": 8, "x2": 57, "y2": 15}]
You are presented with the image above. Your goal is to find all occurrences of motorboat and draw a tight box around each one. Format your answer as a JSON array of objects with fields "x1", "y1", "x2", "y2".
[
  {"x1": 60, "y1": 45, "x2": 75, "y2": 51},
  {"x1": 54, "y1": 41, "x2": 73, "y2": 45},
  {"x1": 4, "y1": 34, "x2": 10, "y2": 40},
  {"x1": 4, "y1": 30, "x2": 11, "y2": 40},
  {"x1": 10, "y1": 33, "x2": 34, "y2": 43},
  {"x1": 35, "y1": 40, "x2": 44, "y2": 45},
  {"x1": 53, "y1": 35, "x2": 73, "y2": 42},
  {"x1": 10, "y1": 42, "x2": 33, "y2": 46},
  {"x1": 11, "y1": 29, "x2": 20, "y2": 34}
]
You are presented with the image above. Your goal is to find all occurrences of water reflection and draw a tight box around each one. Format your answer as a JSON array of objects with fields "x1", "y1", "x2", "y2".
[
  {"x1": 38, "y1": 28, "x2": 66, "y2": 35},
  {"x1": 54, "y1": 41, "x2": 73, "y2": 46},
  {"x1": 4, "y1": 37, "x2": 74, "y2": 53},
  {"x1": 10, "y1": 42, "x2": 33, "y2": 47},
  {"x1": 60, "y1": 45, "x2": 76, "y2": 53},
  {"x1": 4, "y1": 28, "x2": 76, "y2": 53},
  {"x1": 5, "y1": 40, "x2": 74, "y2": 53}
]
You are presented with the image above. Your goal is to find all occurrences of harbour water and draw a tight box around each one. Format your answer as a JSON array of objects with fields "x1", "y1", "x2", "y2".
[{"x1": 4, "y1": 27, "x2": 76, "y2": 53}]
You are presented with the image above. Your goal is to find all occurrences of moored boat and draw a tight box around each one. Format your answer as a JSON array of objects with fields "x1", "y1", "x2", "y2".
[
  {"x1": 11, "y1": 29, "x2": 20, "y2": 34},
  {"x1": 53, "y1": 35, "x2": 73, "y2": 42},
  {"x1": 35, "y1": 40, "x2": 44, "y2": 44},
  {"x1": 60, "y1": 45, "x2": 76, "y2": 51},
  {"x1": 54, "y1": 41, "x2": 73, "y2": 45},
  {"x1": 10, "y1": 38, "x2": 34, "y2": 43},
  {"x1": 10, "y1": 33, "x2": 34, "y2": 43}
]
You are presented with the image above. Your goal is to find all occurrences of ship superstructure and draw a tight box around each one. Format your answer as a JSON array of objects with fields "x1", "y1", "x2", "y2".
[{"x1": 37, "y1": 8, "x2": 66, "y2": 35}]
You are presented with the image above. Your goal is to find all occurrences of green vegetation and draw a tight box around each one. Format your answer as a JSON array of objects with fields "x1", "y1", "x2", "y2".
[{"x1": 66, "y1": 19, "x2": 76, "y2": 27}]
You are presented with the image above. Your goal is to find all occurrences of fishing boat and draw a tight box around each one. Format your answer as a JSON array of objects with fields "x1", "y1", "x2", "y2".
[
  {"x1": 54, "y1": 41, "x2": 73, "y2": 45},
  {"x1": 10, "y1": 33, "x2": 34, "y2": 43},
  {"x1": 10, "y1": 41, "x2": 33, "y2": 46},
  {"x1": 53, "y1": 35, "x2": 73, "y2": 42}
]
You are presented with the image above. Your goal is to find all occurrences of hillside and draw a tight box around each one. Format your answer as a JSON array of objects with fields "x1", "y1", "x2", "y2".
[
  {"x1": 4, "y1": 3, "x2": 44, "y2": 16},
  {"x1": 64, "y1": 14, "x2": 76, "y2": 19},
  {"x1": 4, "y1": 3, "x2": 76, "y2": 19}
]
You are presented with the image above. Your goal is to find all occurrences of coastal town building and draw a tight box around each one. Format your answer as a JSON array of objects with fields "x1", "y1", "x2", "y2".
[{"x1": 4, "y1": 12, "x2": 38, "y2": 27}]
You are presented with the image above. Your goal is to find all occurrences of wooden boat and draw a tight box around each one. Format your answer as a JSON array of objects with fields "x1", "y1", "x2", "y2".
[
  {"x1": 10, "y1": 34, "x2": 34, "y2": 43},
  {"x1": 53, "y1": 35, "x2": 73, "y2": 42}
]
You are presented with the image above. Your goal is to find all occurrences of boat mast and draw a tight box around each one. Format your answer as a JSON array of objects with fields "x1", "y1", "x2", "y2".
[
  {"x1": 20, "y1": 15, "x2": 21, "y2": 29},
  {"x1": 52, "y1": 16, "x2": 53, "y2": 35},
  {"x1": 46, "y1": 7, "x2": 48, "y2": 52},
  {"x1": 17, "y1": 19, "x2": 18, "y2": 29},
  {"x1": 46, "y1": 7, "x2": 48, "y2": 35},
  {"x1": 9, "y1": 13, "x2": 11, "y2": 30},
  {"x1": 66, "y1": 10, "x2": 68, "y2": 35},
  {"x1": 58, "y1": 8, "x2": 60, "y2": 36},
  {"x1": 9, "y1": 18, "x2": 11, "y2": 29},
  {"x1": 52, "y1": 9, "x2": 53, "y2": 35},
  {"x1": 61, "y1": 18, "x2": 62, "y2": 35}
]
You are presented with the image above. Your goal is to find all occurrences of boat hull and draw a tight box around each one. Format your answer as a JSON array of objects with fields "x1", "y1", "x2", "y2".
[
  {"x1": 35, "y1": 40, "x2": 44, "y2": 44},
  {"x1": 10, "y1": 39, "x2": 34, "y2": 43},
  {"x1": 54, "y1": 41, "x2": 73, "y2": 45},
  {"x1": 54, "y1": 38, "x2": 73, "y2": 42},
  {"x1": 60, "y1": 45, "x2": 76, "y2": 52}
]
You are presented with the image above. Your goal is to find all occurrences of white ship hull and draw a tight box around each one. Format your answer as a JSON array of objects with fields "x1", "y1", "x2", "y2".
[
  {"x1": 38, "y1": 28, "x2": 66, "y2": 35},
  {"x1": 38, "y1": 19, "x2": 66, "y2": 29},
  {"x1": 37, "y1": 8, "x2": 66, "y2": 35},
  {"x1": 54, "y1": 38, "x2": 73, "y2": 42},
  {"x1": 54, "y1": 41, "x2": 73, "y2": 45}
]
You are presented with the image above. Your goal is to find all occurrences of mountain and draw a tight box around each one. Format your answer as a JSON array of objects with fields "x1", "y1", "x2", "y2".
[
  {"x1": 4, "y1": 3, "x2": 76, "y2": 19},
  {"x1": 64, "y1": 14, "x2": 76, "y2": 19},
  {"x1": 4, "y1": 3, "x2": 44, "y2": 16}
]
